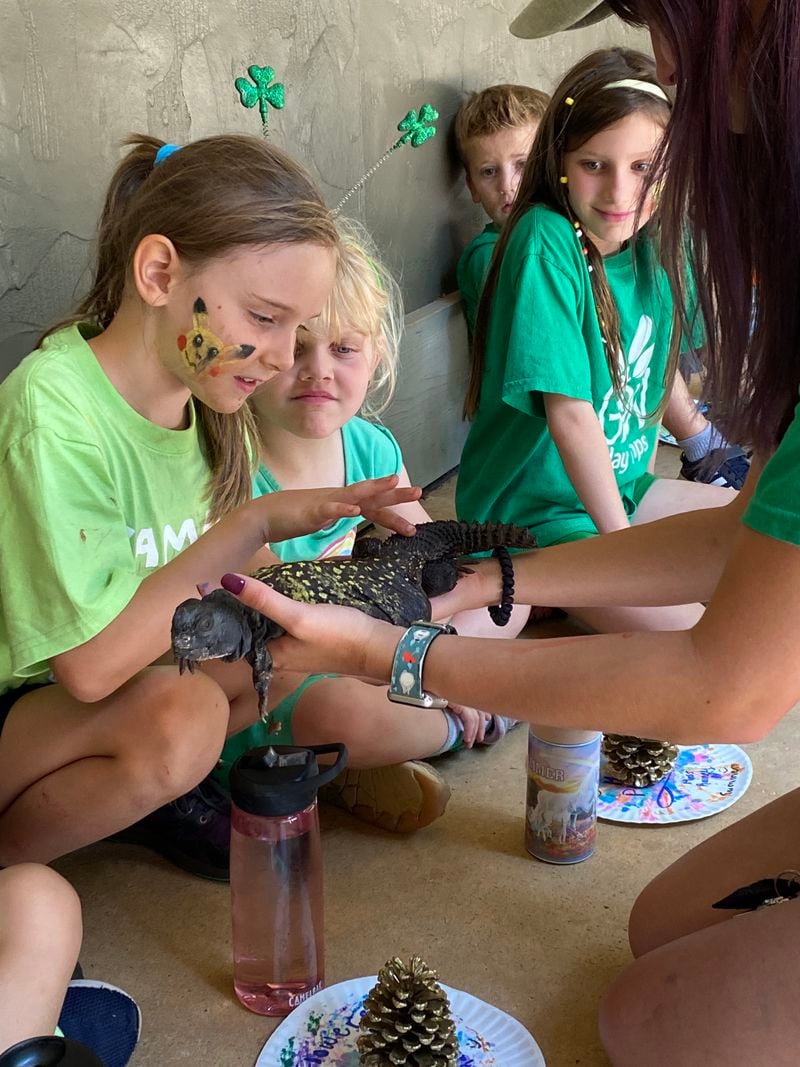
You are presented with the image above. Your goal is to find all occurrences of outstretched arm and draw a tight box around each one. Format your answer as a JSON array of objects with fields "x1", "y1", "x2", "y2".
[
  {"x1": 223, "y1": 505, "x2": 800, "y2": 745},
  {"x1": 430, "y1": 460, "x2": 762, "y2": 619},
  {"x1": 51, "y1": 477, "x2": 421, "y2": 702}
]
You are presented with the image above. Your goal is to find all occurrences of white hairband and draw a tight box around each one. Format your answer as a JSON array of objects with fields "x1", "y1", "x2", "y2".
[{"x1": 602, "y1": 79, "x2": 670, "y2": 104}]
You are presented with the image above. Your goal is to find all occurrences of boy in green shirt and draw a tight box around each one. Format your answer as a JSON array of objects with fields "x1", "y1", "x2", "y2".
[{"x1": 454, "y1": 83, "x2": 549, "y2": 337}]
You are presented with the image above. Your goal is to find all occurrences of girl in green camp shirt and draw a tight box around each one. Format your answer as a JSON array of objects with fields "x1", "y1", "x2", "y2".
[{"x1": 457, "y1": 46, "x2": 735, "y2": 638}]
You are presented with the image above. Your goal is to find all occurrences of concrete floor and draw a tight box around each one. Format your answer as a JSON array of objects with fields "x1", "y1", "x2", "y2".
[{"x1": 53, "y1": 445, "x2": 798, "y2": 1067}]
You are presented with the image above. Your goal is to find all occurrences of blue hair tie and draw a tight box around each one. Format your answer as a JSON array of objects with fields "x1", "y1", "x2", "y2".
[{"x1": 154, "y1": 143, "x2": 181, "y2": 166}]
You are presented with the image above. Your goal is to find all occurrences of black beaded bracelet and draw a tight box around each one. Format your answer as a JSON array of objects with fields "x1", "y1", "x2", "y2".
[{"x1": 488, "y1": 546, "x2": 515, "y2": 626}]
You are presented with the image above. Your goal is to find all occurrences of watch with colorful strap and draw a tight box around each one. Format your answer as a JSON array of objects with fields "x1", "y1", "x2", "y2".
[{"x1": 387, "y1": 620, "x2": 456, "y2": 708}]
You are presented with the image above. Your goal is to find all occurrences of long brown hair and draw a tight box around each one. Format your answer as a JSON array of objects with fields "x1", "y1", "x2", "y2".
[
  {"x1": 45, "y1": 134, "x2": 339, "y2": 520},
  {"x1": 607, "y1": 0, "x2": 800, "y2": 454},
  {"x1": 465, "y1": 48, "x2": 671, "y2": 419}
]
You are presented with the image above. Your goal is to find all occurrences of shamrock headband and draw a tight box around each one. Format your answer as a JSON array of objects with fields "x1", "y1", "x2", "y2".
[{"x1": 231, "y1": 62, "x2": 438, "y2": 213}]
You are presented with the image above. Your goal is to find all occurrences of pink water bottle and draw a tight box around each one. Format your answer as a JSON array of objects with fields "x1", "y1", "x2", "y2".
[{"x1": 230, "y1": 743, "x2": 348, "y2": 1017}]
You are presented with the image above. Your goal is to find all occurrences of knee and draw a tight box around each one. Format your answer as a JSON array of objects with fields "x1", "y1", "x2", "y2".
[
  {"x1": 598, "y1": 963, "x2": 644, "y2": 1067},
  {"x1": 0, "y1": 864, "x2": 82, "y2": 961},
  {"x1": 125, "y1": 671, "x2": 229, "y2": 801}
]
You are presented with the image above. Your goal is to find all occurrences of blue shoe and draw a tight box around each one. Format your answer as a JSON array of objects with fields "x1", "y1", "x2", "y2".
[
  {"x1": 58, "y1": 980, "x2": 141, "y2": 1067},
  {"x1": 680, "y1": 446, "x2": 750, "y2": 490}
]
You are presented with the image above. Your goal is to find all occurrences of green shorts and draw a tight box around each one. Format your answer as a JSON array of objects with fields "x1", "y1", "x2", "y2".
[
  {"x1": 214, "y1": 673, "x2": 337, "y2": 788},
  {"x1": 536, "y1": 472, "x2": 659, "y2": 548}
]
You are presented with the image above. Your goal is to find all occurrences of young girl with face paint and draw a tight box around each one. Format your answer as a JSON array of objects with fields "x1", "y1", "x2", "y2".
[
  {"x1": 0, "y1": 134, "x2": 418, "y2": 880},
  {"x1": 217, "y1": 228, "x2": 519, "y2": 833}
]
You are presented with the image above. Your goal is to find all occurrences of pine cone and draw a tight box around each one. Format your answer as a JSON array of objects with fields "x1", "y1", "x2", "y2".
[
  {"x1": 603, "y1": 734, "x2": 679, "y2": 787},
  {"x1": 358, "y1": 956, "x2": 459, "y2": 1067}
]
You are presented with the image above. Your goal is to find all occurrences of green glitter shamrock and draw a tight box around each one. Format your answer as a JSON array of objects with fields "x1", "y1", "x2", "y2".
[
  {"x1": 395, "y1": 103, "x2": 439, "y2": 147},
  {"x1": 235, "y1": 64, "x2": 286, "y2": 137},
  {"x1": 334, "y1": 101, "x2": 440, "y2": 211}
]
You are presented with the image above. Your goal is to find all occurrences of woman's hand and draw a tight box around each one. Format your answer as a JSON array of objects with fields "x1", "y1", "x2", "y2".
[
  {"x1": 220, "y1": 573, "x2": 400, "y2": 679},
  {"x1": 258, "y1": 476, "x2": 422, "y2": 544}
]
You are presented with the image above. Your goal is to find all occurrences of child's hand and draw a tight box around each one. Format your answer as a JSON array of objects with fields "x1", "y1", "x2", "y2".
[
  {"x1": 259, "y1": 476, "x2": 422, "y2": 543},
  {"x1": 220, "y1": 573, "x2": 400, "y2": 679},
  {"x1": 448, "y1": 702, "x2": 490, "y2": 747}
]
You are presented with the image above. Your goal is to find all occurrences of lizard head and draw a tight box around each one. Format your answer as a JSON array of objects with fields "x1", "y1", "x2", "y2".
[{"x1": 171, "y1": 588, "x2": 254, "y2": 673}]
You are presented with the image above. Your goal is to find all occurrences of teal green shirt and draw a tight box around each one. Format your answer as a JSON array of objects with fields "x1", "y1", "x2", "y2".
[
  {"x1": 253, "y1": 416, "x2": 403, "y2": 561},
  {"x1": 457, "y1": 223, "x2": 500, "y2": 337},
  {"x1": 744, "y1": 398, "x2": 800, "y2": 546},
  {"x1": 0, "y1": 324, "x2": 210, "y2": 694},
  {"x1": 456, "y1": 204, "x2": 674, "y2": 546}
]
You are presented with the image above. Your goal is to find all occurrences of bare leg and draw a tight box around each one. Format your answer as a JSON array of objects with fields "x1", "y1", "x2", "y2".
[
  {"x1": 0, "y1": 864, "x2": 82, "y2": 1050},
  {"x1": 0, "y1": 667, "x2": 229, "y2": 864},
  {"x1": 599, "y1": 787, "x2": 800, "y2": 1066},
  {"x1": 286, "y1": 676, "x2": 449, "y2": 766}
]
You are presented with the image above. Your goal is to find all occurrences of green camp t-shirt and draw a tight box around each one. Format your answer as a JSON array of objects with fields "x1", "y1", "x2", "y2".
[
  {"x1": 457, "y1": 223, "x2": 500, "y2": 337},
  {"x1": 744, "y1": 398, "x2": 800, "y2": 546},
  {"x1": 456, "y1": 204, "x2": 674, "y2": 546},
  {"x1": 0, "y1": 323, "x2": 211, "y2": 694},
  {"x1": 253, "y1": 416, "x2": 403, "y2": 562}
]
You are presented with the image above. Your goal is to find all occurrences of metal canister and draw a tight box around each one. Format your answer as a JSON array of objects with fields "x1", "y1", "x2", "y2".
[{"x1": 526, "y1": 728, "x2": 602, "y2": 864}]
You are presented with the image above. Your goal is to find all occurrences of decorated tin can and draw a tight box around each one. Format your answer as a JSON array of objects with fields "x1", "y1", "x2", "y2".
[{"x1": 526, "y1": 728, "x2": 602, "y2": 864}]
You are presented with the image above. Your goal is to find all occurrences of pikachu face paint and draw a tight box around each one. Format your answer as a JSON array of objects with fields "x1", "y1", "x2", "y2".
[{"x1": 177, "y1": 298, "x2": 255, "y2": 379}]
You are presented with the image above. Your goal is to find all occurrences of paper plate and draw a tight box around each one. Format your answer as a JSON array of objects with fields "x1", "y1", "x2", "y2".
[
  {"x1": 255, "y1": 976, "x2": 545, "y2": 1067},
  {"x1": 598, "y1": 743, "x2": 752, "y2": 824}
]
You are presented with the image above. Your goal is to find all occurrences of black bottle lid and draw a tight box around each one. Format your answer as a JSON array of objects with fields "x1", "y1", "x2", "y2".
[
  {"x1": 0, "y1": 1037, "x2": 103, "y2": 1067},
  {"x1": 230, "y1": 744, "x2": 348, "y2": 817}
]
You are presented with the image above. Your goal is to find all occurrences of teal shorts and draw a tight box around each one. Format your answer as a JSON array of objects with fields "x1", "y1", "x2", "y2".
[
  {"x1": 536, "y1": 472, "x2": 659, "y2": 548},
  {"x1": 214, "y1": 673, "x2": 337, "y2": 788}
]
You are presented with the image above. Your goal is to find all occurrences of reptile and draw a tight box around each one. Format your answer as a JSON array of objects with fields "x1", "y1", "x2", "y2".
[{"x1": 171, "y1": 519, "x2": 536, "y2": 722}]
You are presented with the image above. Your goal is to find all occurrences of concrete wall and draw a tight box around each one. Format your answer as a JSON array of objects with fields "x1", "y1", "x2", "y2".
[{"x1": 0, "y1": 0, "x2": 645, "y2": 377}]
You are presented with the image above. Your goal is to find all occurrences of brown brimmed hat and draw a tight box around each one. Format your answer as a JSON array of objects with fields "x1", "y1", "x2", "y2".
[{"x1": 510, "y1": 0, "x2": 613, "y2": 39}]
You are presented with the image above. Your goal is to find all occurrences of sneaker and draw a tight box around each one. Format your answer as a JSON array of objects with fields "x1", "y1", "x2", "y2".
[
  {"x1": 477, "y1": 715, "x2": 519, "y2": 746},
  {"x1": 319, "y1": 761, "x2": 450, "y2": 833},
  {"x1": 680, "y1": 446, "x2": 750, "y2": 490},
  {"x1": 58, "y1": 980, "x2": 141, "y2": 1067},
  {"x1": 109, "y1": 775, "x2": 231, "y2": 882}
]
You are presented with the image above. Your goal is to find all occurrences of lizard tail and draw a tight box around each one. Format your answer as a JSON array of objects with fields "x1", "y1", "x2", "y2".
[{"x1": 454, "y1": 520, "x2": 537, "y2": 555}]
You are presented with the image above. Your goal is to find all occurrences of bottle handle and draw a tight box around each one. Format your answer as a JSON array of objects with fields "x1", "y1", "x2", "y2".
[{"x1": 309, "y1": 743, "x2": 348, "y2": 789}]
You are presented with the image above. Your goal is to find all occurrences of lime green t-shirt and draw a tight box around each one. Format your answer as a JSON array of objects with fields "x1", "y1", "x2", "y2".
[
  {"x1": 456, "y1": 204, "x2": 674, "y2": 546},
  {"x1": 457, "y1": 223, "x2": 500, "y2": 337},
  {"x1": 744, "y1": 398, "x2": 800, "y2": 546},
  {"x1": 253, "y1": 416, "x2": 403, "y2": 562},
  {"x1": 0, "y1": 323, "x2": 211, "y2": 694}
]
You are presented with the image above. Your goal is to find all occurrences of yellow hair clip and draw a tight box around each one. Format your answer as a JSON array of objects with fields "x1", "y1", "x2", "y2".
[{"x1": 565, "y1": 96, "x2": 575, "y2": 106}]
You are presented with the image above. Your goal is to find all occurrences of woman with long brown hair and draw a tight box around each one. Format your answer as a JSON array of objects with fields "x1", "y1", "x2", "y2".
[{"x1": 225, "y1": 1, "x2": 800, "y2": 1058}]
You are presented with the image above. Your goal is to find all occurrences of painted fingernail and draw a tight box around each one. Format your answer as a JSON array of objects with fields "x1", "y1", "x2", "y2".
[
  {"x1": 196, "y1": 581, "x2": 211, "y2": 596},
  {"x1": 221, "y1": 573, "x2": 245, "y2": 595}
]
